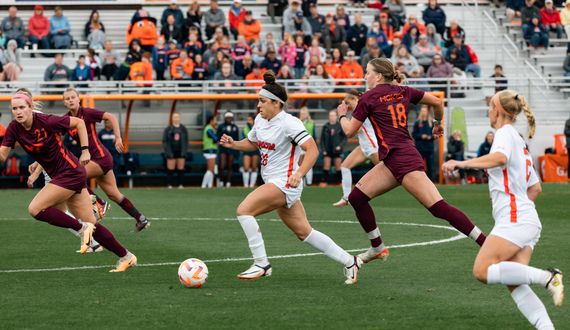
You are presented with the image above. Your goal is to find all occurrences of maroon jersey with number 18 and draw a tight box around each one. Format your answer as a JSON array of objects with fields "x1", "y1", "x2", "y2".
[{"x1": 352, "y1": 84, "x2": 425, "y2": 160}]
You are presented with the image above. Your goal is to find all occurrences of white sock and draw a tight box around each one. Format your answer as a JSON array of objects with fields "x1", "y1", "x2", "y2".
[
  {"x1": 487, "y1": 262, "x2": 551, "y2": 286},
  {"x1": 201, "y1": 171, "x2": 213, "y2": 188},
  {"x1": 305, "y1": 168, "x2": 313, "y2": 185},
  {"x1": 207, "y1": 171, "x2": 214, "y2": 188},
  {"x1": 243, "y1": 172, "x2": 250, "y2": 188},
  {"x1": 341, "y1": 167, "x2": 352, "y2": 199},
  {"x1": 303, "y1": 229, "x2": 352, "y2": 266},
  {"x1": 511, "y1": 285, "x2": 554, "y2": 330},
  {"x1": 250, "y1": 171, "x2": 258, "y2": 187},
  {"x1": 237, "y1": 215, "x2": 269, "y2": 266}
]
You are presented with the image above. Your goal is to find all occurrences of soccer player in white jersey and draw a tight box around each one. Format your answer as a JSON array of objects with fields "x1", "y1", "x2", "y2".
[
  {"x1": 443, "y1": 90, "x2": 564, "y2": 329},
  {"x1": 333, "y1": 89, "x2": 380, "y2": 207},
  {"x1": 219, "y1": 70, "x2": 363, "y2": 284}
]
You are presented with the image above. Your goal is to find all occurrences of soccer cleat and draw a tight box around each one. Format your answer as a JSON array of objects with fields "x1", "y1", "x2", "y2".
[
  {"x1": 545, "y1": 268, "x2": 564, "y2": 306},
  {"x1": 238, "y1": 264, "x2": 272, "y2": 280},
  {"x1": 131, "y1": 218, "x2": 151, "y2": 233},
  {"x1": 344, "y1": 256, "x2": 363, "y2": 284},
  {"x1": 75, "y1": 244, "x2": 103, "y2": 253},
  {"x1": 319, "y1": 182, "x2": 328, "y2": 187},
  {"x1": 77, "y1": 222, "x2": 94, "y2": 254},
  {"x1": 109, "y1": 252, "x2": 137, "y2": 272},
  {"x1": 358, "y1": 247, "x2": 389, "y2": 264},
  {"x1": 333, "y1": 197, "x2": 349, "y2": 207},
  {"x1": 93, "y1": 201, "x2": 111, "y2": 220}
]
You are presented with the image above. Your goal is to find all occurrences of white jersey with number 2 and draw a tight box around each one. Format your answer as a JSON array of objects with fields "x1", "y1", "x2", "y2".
[
  {"x1": 487, "y1": 124, "x2": 540, "y2": 227},
  {"x1": 248, "y1": 111, "x2": 311, "y2": 189}
]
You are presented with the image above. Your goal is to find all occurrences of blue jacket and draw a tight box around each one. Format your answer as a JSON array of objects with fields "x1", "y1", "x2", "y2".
[
  {"x1": 152, "y1": 46, "x2": 168, "y2": 71},
  {"x1": 367, "y1": 30, "x2": 389, "y2": 51},
  {"x1": 506, "y1": 0, "x2": 524, "y2": 12},
  {"x1": 446, "y1": 44, "x2": 472, "y2": 64},
  {"x1": 412, "y1": 120, "x2": 434, "y2": 153},
  {"x1": 161, "y1": 8, "x2": 184, "y2": 26},
  {"x1": 523, "y1": 22, "x2": 547, "y2": 40},
  {"x1": 50, "y1": 15, "x2": 71, "y2": 36},
  {"x1": 422, "y1": 6, "x2": 447, "y2": 30},
  {"x1": 477, "y1": 141, "x2": 492, "y2": 157}
]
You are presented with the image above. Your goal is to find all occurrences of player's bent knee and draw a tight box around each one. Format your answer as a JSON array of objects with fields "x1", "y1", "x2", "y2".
[
  {"x1": 473, "y1": 266, "x2": 488, "y2": 284},
  {"x1": 28, "y1": 204, "x2": 41, "y2": 217},
  {"x1": 236, "y1": 204, "x2": 250, "y2": 217}
]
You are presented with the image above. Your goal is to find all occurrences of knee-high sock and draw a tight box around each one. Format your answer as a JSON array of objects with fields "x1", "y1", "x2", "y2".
[
  {"x1": 321, "y1": 170, "x2": 329, "y2": 183},
  {"x1": 303, "y1": 229, "x2": 352, "y2": 266},
  {"x1": 348, "y1": 187, "x2": 383, "y2": 248},
  {"x1": 176, "y1": 169, "x2": 184, "y2": 186},
  {"x1": 65, "y1": 210, "x2": 100, "y2": 246},
  {"x1": 93, "y1": 223, "x2": 127, "y2": 257},
  {"x1": 511, "y1": 285, "x2": 554, "y2": 330},
  {"x1": 242, "y1": 171, "x2": 250, "y2": 188},
  {"x1": 428, "y1": 199, "x2": 486, "y2": 246},
  {"x1": 341, "y1": 167, "x2": 352, "y2": 199},
  {"x1": 166, "y1": 169, "x2": 174, "y2": 186},
  {"x1": 305, "y1": 168, "x2": 313, "y2": 185},
  {"x1": 250, "y1": 171, "x2": 258, "y2": 187},
  {"x1": 86, "y1": 187, "x2": 104, "y2": 205},
  {"x1": 487, "y1": 262, "x2": 551, "y2": 286},
  {"x1": 118, "y1": 196, "x2": 145, "y2": 223},
  {"x1": 237, "y1": 215, "x2": 268, "y2": 266},
  {"x1": 34, "y1": 208, "x2": 82, "y2": 231},
  {"x1": 201, "y1": 171, "x2": 213, "y2": 188},
  {"x1": 208, "y1": 171, "x2": 214, "y2": 188}
]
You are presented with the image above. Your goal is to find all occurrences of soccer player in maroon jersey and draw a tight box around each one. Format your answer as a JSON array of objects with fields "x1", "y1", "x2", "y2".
[
  {"x1": 0, "y1": 90, "x2": 136, "y2": 272},
  {"x1": 337, "y1": 58, "x2": 487, "y2": 264},
  {"x1": 62, "y1": 88, "x2": 150, "y2": 232}
]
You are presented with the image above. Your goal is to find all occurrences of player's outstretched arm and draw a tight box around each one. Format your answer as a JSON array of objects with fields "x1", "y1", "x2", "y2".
[
  {"x1": 0, "y1": 146, "x2": 11, "y2": 164},
  {"x1": 219, "y1": 134, "x2": 258, "y2": 152},
  {"x1": 442, "y1": 152, "x2": 507, "y2": 175},
  {"x1": 69, "y1": 117, "x2": 91, "y2": 166},
  {"x1": 337, "y1": 101, "x2": 363, "y2": 138},
  {"x1": 102, "y1": 112, "x2": 124, "y2": 153}
]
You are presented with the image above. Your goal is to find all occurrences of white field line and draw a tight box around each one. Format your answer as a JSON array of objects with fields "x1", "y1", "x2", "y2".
[{"x1": 0, "y1": 219, "x2": 465, "y2": 273}]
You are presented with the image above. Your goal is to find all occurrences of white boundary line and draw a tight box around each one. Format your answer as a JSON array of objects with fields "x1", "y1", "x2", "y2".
[{"x1": 0, "y1": 219, "x2": 465, "y2": 273}]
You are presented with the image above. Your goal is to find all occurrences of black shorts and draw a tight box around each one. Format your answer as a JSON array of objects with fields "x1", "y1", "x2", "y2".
[{"x1": 168, "y1": 150, "x2": 183, "y2": 159}]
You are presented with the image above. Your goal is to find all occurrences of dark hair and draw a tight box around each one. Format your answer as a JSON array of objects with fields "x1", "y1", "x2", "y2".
[
  {"x1": 205, "y1": 114, "x2": 214, "y2": 127},
  {"x1": 347, "y1": 89, "x2": 363, "y2": 99},
  {"x1": 78, "y1": 55, "x2": 85, "y2": 59},
  {"x1": 262, "y1": 70, "x2": 288, "y2": 107},
  {"x1": 247, "y1": 113, "x2": 256, "y2": 120},
  {"x1": 314, "y1": 63, "x2": 330, "y2": 79},
  {"x1": 495, "y1": 64, "x2": 503, "y2": 70}
]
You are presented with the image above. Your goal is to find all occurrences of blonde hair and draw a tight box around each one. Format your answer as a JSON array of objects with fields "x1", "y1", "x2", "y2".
[
  {"x1": 493, "y1": 90, "x2": 535, "y2": 138},
  {"x1": 416, "y1": 105, "x2": 433, "y2": 127},
  {"x1": 14, "y1": 88, "x2": 43, "y2": 111},
  {"x1": 368, "y1": 58, "x2": 407, "y2": 84},
  {"x1": 299, "y1": 106, "x2": 312, "y2": 121},
  {"x1": 63, "y1": 87, "x2": 80, "y2": 100}
]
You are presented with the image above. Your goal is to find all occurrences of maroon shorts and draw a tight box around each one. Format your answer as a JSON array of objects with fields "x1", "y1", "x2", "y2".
[
  {"x1": 49, "y1": 167, "x2": 88, "y2": 194},
  {"x1": 92, "y1": 154, "x2": 114, "y2": 175},
  {"x1": 382, "y1": 147, "x2": 425, "y2": 183}
]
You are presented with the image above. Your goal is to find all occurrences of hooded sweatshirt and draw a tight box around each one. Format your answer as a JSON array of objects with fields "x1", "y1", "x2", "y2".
[{"x1": 28, "y1": 5, "x2": 50, "y2": 39}]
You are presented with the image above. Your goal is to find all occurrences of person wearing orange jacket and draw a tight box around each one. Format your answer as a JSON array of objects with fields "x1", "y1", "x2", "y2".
[
  {"x1": 379, "y1": 13, "x2": 394, "y2": 42},
  {"x1": 130, "y1": 52, "x2": 154, "y2": 106},
  {"x1": 339, "y1": 50, "x2": 363, "y2": 86},
  {"x1": 245, "y1": 63, "x2": 265, "y2": 93},
  {"x1": 170, "y1": 49, "x2": 194, "y2": 80},
  {"x1": 323, "y1": 54, "x2": 341, "y2": 85},
  {"x1": 238, "y1": 10, "x2": 262, "y2": 41}
]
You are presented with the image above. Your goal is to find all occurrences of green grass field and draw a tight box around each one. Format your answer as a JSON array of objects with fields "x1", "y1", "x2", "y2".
[{"x1": 0, "y1": 184, "x2": 568, "y2": 329}]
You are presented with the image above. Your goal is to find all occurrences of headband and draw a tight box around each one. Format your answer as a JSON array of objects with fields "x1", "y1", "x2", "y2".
[
  {"x1": 493, "y1": 93, "x2": 517, "y2": 119},
  {"x1": 12, "y1": 93, "x2": 33, "y2": 106},
  {"x1": 259, "y1": 88, "x2": 285, "y2": 104}
]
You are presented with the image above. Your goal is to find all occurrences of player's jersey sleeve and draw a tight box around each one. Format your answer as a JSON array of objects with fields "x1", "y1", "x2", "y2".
[
  {"x1": 406, "y1": 86, "x2": 426, "y2": 105},
  {"x1": 284, "y1": 116, "x2": 311, "y2": 147},
  {"x1": 489, "y1": 127, "x2": 512, "y2": 161},
  {"x1": 84, "y1": 108, "x2": 106, "y2": 123},
  {"x1": 351, "y1": 93, "x2": 371, "y2": 123},
  {"x1": 527, "y1": 165, "x2": 539, "y2": 187},
  {"x1": 46, "y1": 114, "x2": 71, "y2": 135},
  {"x1": 247, "y1": 116, "x2": 260, "y2": 143},
  {"x1": 1, "y1": 122, "x2": 17, "y2": 148}
]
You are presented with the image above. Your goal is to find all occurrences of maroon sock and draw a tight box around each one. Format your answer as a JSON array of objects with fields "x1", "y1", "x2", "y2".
[
  {"x1": 118, "y1": 196, "x2": 145, "y2": 223},
  {"x1": 428, "y1": 200, "x2": 486, "y2": 246},
  {"x1": 86, "y1": 187, "x2": 105, "y2": 205},
  {"x1": 93, "y1": 223, "x2": 127, "y2": 257},
  {"x1": 348, "y1": 187, "x2": 383, "y2": 247},
  {"x1": 34, "y1": 208, "x2": 82, "y2": 231}
]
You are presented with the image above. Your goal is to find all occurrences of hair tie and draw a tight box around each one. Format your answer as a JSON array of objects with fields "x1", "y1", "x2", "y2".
[
  {"x1": 493, "y1": 93, "x2": 517, "y2": 119},
  {"x1": 514, "y1": 94, "x2": 519, "y2": 100},
  {"x1": 12, "y1": 93, "x2": 33, "y2": 106}
]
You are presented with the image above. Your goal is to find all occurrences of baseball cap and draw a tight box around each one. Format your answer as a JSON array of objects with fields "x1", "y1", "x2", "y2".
[
  {"x1": 326, "y1": 54, "x2": 333, "y2": 59},
  {"x1": 453, "y1": 34, "x2": 463, "y2": 38},
  {"x1": 326, "y1": 13, "x2": 333, "y2": 17},
  {"x1": 545, "y1": 0, "x2": 553, "y2": 3},
  {"x1": 347, "y1": 50, "x2": 355, "y2": 56},
  {"x1": 253, "y1": 63, "x2": 262, "y2": 69},
  {"x1": 295, "y1": 11, "x2": 304, "y2": 18},
  {"x1": 370, "y1": 44, "x2": 380, "y2": 50},
  {"x1": 380, "y1": 13, "x2": 388, "y2": 18},
  {"x1": 245, "y1": 10, "x2": 252, "y2": 15}
]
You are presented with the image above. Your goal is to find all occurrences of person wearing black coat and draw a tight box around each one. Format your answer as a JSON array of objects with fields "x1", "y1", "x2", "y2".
[
  {"x1": 320, "y1": 110, "x2": 347, "y2": 185},
  {"x1": 161, "y1": 14, "x2": 183, "y2": 45},
  {"x1": 347, "y1": 14, "x2": 368, "y2": 55},
  {"x1": 216, "y1": 111, "x2": 240, "y2": 188},
  {"x1": 163, "y1": 112, "x2": 189, "y2": 188},
  {"x1": 412, "y1": 106, "x2": 435, "y2": 181},
  {"x1": 446, "y1": 129, "x2": 466, "y2": 182}
]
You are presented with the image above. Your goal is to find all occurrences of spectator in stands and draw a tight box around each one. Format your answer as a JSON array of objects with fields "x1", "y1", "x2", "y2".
[
  {"x1": 261, "y1": 49, "x2": 282, "y2": 72},
  {"x1": 231, "y1": 34, "x2": 250, "y2": 61},
  {"x1": 446, "y1": 129, "x2": 467, "y2": 184},
  {"x1": 161, "y1": 0, "x2": 184, "y2": 27},
  {"x1": 306, "y1": 37, "x2": 326, "y2": 65},
  {"x1": 491, "y1": 64, "x2": 508, "y2": 93},
  {"x1": 166, "y1": 38, "x2": 181, "y2": 65},
  {"x1": 214, "y1": 60, "x2": 239, "y2": 90},
  {"x1": 185, "y1": 32, "x2": 202, "y2": 60},
  {"x1": 522, "y1": 0, "x2": 541, "y2": 35},
  {"x1": 541, "y1": 0, "x2": 564, "y2": 38},
  {"x1": 442, "y1": 19, "x2": 466, "y2": 48},
  {"x1": 340, "y1": 50, "x2": 363, "y2": 86},
  {"x1": 308, "y1": 63, "x2": 335, "y2": 106},
  {"x1": 84, "y1": 10, "x2": 106, "y2": 49},
  {"x1": 44, "y1": 53, "x2": 72, "y2": 89},
  {"x1": 446, "y1": 34, "x2": 481, "y2": 77},
  {"x1": 334, "y1": 4, "x2": 351, "y2": 33},
  {"x1": 565, "y1": 117, "x2": 570, "y2": 182},
  {"x1": 561, "y1": 0, "x2": 570, "y2": 38},
  {"x1": 245, "y1": 63, "x2": 264, "y2": 92},
  {"x1": 477, "y1": 131, "x2": 494, "y2": 157},
  {"x1": 302, "y1": 0, "x2": 317, "y2": 16},
  {"x1": 85, "y1": 48, "x2": 101, "y2": 80},
  {"x1": 384, "y1": 34, "x2": 402, "y2": 58},
  {"x1": 283, "y1": 1, "x2": 304, "y2": 26},
  {"x1": 102, "y1": 41, "x2": 120, "y2": 80},
  {"x1": 28, "y1": 5, "x2": 50, "y2": 55},
  {"x1": 423, "y1": 0, "x2": 447, "y2": 35},
  {"x1": 114, "y1": 38, "x2": 142, "y2": 81},
  {"x1": 385, "y1": 0, "x2": 407, "y2": 29},
  {"x1": 322, "y1": 13, "x2": 348, "y2": 55},
  {"x1": 3, "y1": 40, "x2": 22, "y2": 82},
  {"x1": 307, "y1": 4, "x2": 325, "y2": 42},
  {"x1": 229, "y1": 0, "x2": 246, "y2": 40},
  {"x1": 1, "y1": 6, "x2": 25, "y2": 49},
  {"x1": 268, "y1": 0, "x2": 288, "y2": 24},
  {"x1": 203, "y1": 41, "x2": 218, "y2": 67},
  {"x1": 403, "y1": 25, "x2": 420, "y2": 52},
  {"x1": 412, "y1": 105, "x2": 435, "y2": 181},
  {"x1": 201, "y1": 115, "x2": 217, "y2": 188},
  {"x1": 235, "y1": 53, "x2": 254, "y2": 78},
  {"x1": 192, "y1": 54, "x2": 208, "y2": 80},
  {"x1": 323, "y1": 54, "x2": 341, "y2": 80},
  {"x1": 261, "y1": 32, "x2": 278, "y2": 55},
  {"x1": 163, "y1": 112, "x2": 188, "y2": 189},
  {"x1": 208, "y1": 50, "x2": 226, "y2": 78},
  {"x1": 72, "y1": 55, "x2": 92, "y2": 88},
  {"x1": 348, "y1": 14, "x2": 368, "y2": 54},
  {"x1": 129, "y1": 52, "x2": 153, "y2": 105},
  {"x1": 249, "y1": 38, "x2": 263, "y2": 63},
  {"x1": 285, "y1": 11, "x2": 313, "y2": 45},
  {"x1": 183, "y1": 1, "x2": 202, "y2": 42},
  {"x1": 379, "y1": 13, "x2": 394, "y2": 43},
  {"x1": 563, "y1": 51, "x2": 570, "y2": 81},
  {"x1": 391, "y1": 45, "x2": 420, "y2": 76},
  {"x1": 306, "y1": 54, "x2": 320, "y2": 75},
  {"x1": 98, "y1": 119, "x2": 120, "y2": 174},
  {"x1": 171, "y1": 49, "x2": 194, "y2": 81},
  {"x1": 361, "y1": 44, "x2": 383, "y2": 70},
  {"x1": 50, "y1": 6, "x2": 72, "y2": 50},
  {"x1": 412, "y1": 34, "x2": 438, "y2": 72},
  {"x1": 162, "y1": 14, "x2": 183, "y2": 46},
  {"x1": 426, "y1": 54, "x2": 453, "y2": 93},
  {"x1": 218, "y1": 35, "x2": 232, "y2": 57},
  {"x1": 506, "y1": 0, "x2": 525, "y2": 22},
  {"x1": 402, "y1": 15, "x2": 427, "y2": 35},
  {"x1": 216, "y1": 111, "x2": 239, "y2": 187},
  {"x1": 0, "y1": 26, "x2": 5, "y2": 50},
  {"x1": 205, "y1": 0, "x2": 228, "y2": 40},
  {"x1": 277, "y1": 64, "x2": 295, "y2": 79},
  {"x1": 409, "y1": 68, "x2": 431, "y2": 92},
  {"x1": 320, "y1": 110, "x2": 347, "y2": 186},
  {"x1": 426, "y1": 23, "x2": 443, "y2": 50},
  {"x1": 279, "y1": 32, "x2": 297, "y2": 68},
  {"x1": 524, "y1": 15, "x2": 549, "y2": 52},
  {"x1": 238, "y1": 10, "x2": 262, "y2": 42},
  {"x1": 0, "y1": 58, "x2": 4, "y2": 83},
  {"x1": 293, "y1": 35, "x2": 308, "y2": 78}
]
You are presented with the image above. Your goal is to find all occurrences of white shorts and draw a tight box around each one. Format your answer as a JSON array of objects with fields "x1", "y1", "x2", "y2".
[
  {"x1": 490, "y1": 222, "x2": 541, "y2": 250},
  {"x1": 203, "y1": 153, "x2": 217, "y2": 160},
  {"x1": 267, "y1": 178, "x2": 303, "y2": 208},
  {"x1": 361, "y1": 142, "x2": 377, "y2": 159}
]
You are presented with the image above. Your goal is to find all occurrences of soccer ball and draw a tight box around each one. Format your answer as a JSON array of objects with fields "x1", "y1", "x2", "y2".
[{"x1": 178, "y1": 258, "x2": 209, "y2": 288}]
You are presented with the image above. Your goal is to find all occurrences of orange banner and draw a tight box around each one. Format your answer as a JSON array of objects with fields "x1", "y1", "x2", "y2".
[
  {"x1": 538, "y1": 154, "x2": 568, "y2": 182},
  {"x1": 554, "y1": 134, "x2": 567, "y2": 155}
]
